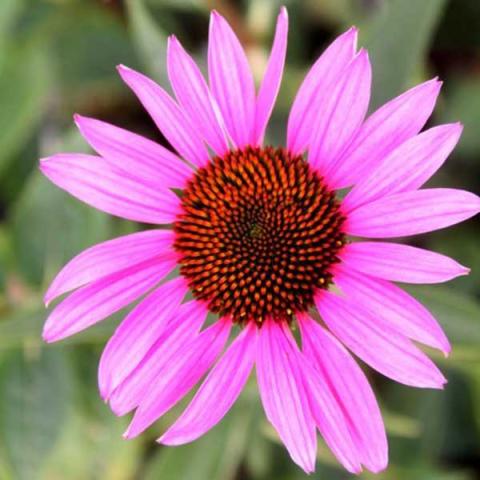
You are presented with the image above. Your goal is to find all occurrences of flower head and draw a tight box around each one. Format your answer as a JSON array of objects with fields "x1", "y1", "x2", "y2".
[{"x1": 40, "y1": 7, "x2": 480, "y2": 474}]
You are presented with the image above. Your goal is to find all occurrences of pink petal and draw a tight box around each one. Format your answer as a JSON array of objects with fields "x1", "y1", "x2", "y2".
[
  {"x1": 340, "y1": 242, "x2": 469, "y2": 284},
  {"x1": 108, "y1": 300, "x2": 208, "y2": 416},
  {"x1": 299, "y1": 315, "x2": 387, "y2": 473},
  {"x1": 345, "y1": 188, "x2": 480, "y2": 238},
  {"x1": 40, "y1": 154, "x2": 180, "y2": 224},
  {"x1": 167, "y1": 36, "x2": 229, "y2": 156},
  {"x1": 117, "y1": 65, "x2": 210, "y2": 168},
  {"x1": 327, "y1": 79, "x2": 442, "y2": 188},
  {"x1": 315, "y1": 291, "x2": 447, "y2": 388},
  {"x1": 43, "y1": 255, "x2": 176, "y2": 342},
  {"x1": 45, "y1": 229, "x2": 175, "y2": 306},
  {"x1": 74, "y1": 115, "x2": 193, "y2": 190},
  {"x1": 208, "y1": 11, "x2": 256, "y2": 147},
  {"x1": 159, "y1": 322, "x2": 257, "y2": 445},
  {"x1": 308, "y1": 49, "x2": 371, "y2": 182},
  {"x1": 98, "y1": 276, "x2": 189, "y2": 400},
  {"x1": 253, "y1": 7, "x2": 288, "y2": 145},
  {"x1": 287, "y1": 27, "x2": 358, "y2": 154},
  {"x1": 334, "y1": 266, "x2": 450, "y2": 355},
  {"x1": 256, "y1": 318, "x2": 317, "y2": 473},
  {"x1": 343, "y1": 123, "x2": 463, "y2": 211},
  {"x1": 124, "y1": 318, "x2": 232, "y2": 439}
]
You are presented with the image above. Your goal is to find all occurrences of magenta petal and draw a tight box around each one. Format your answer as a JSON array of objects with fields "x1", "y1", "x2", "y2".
[
  {"x1": 316, "y1": 291, "x2": 447, "y2": 388},
  {"x1": 256, "y1": 319, "x2": 317, "y2": 473},
  {"x1": 117, "y1": 65, "x2": 210, "y2": 168},
  {"x1": 345, "y1": 188, "x2": 480, "y2": 238},
  {"x1": 208, "y1": 11, "x2": 256, "y2": 147},
  {"x1": 74, "y1": 115, "x2": 193, "y2": 190},
  {"x1": 39, "y1": 154, "x2": 180, "y2": 224},
  {"x1": 43, "y1": 255, "x2": 176, "y2": 342},
  {"x1": 124, "y1": 318, "x2": 231, "y2": 439},
  {"x1": 340, "y1": 242, "x2": 469, "y2": 284},
  {"x1": 159, "y1": 322, "x2": 257, "y2": 445},
  {"x1": 253, "y1": 7, "x2": 288, "y2": 145},
  {"x1": 287, "y1": 27, "x2": 358, "y2": 154},
  {"x1": 299, "y1": 315, "x2": 387, "y2": 473},
  {"x1": 98, "y1": 277, "x2": 189, "y2": 400}
]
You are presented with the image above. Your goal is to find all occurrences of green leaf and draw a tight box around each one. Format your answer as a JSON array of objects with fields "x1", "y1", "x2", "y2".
[{"x1": 0, "y1": 0, "x2": 24, "y2": 68}]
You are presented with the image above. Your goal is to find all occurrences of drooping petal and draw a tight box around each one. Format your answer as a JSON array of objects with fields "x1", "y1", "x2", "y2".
[
  {"x1": 327, "y1": 79, "x2": 442, "y2": 188},
  {"x1": 340, "y1": 242, "x2": 469, "y2": 284},
  {"x1": 43, "y1": 255, "x2": 176, "y2": 342},
  {"x1": 159, "y1": 322, "x2": 257, "y2": 445},
  {"x1": 343, "y1": 123, "x2": 463, "y2": 211},
  {"x1": 256, "y1": 318, "x2": 317, "y2": 473},
  {"x1": 315, "y1": 291, "x2": 446, "y2": 388},
  {"x1": 45, "y1": 229, "x2": 175, "y2": 306},
  {"x1": 124, "y1": 318, "x2": 232, "y2": 439},
  {"x1": 39, "y1": 154, "x2": 180, "y2": 224},
  {"x1": 299, "y1": 315, "x2": 387, "y2": 473},
  {"x1": 74, "y1": 115, "x2": 193, "y2": 190},
  {"x1": 117, "y1": 65, "x2": 210, "y2": 168},
  {"x1": 334, "y1": 266, "x2": 450, "y2": 354},
  {"x1": 345, "y1": 188, "x2": 480, "y2": 238},
  {"x1": 308, "y1": 50, "x2": 371, "y2": 182},
  {"x1": 167, "y1": 36, "x2": 229, "y2": 156},
  {"x1": 98, "y1": 276, "x2": 189, "y2": 400},
  {"x1": 287, "y1": 27, "x2": 358, "y2": 154},
  {"x1": 253, "y1": 7, "x2": 288, "y2": 145},
  {"x1": 208, "y1": 10, "x2": 256, "y2": 147}
]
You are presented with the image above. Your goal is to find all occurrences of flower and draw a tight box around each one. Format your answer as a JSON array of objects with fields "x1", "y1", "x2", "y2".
[{"x1": 40, "y1": 7, "x2": 480, "y2": 474}]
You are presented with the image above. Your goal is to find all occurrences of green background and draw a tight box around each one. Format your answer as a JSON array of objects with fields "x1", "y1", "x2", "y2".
[{"x1": 0, "y1": 0, "x2": 479, "y2": 479}]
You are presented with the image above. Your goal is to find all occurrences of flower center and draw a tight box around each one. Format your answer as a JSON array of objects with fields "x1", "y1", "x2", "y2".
[{"x1": 173, "y1": 146, "x2": 346, "y2": 325}]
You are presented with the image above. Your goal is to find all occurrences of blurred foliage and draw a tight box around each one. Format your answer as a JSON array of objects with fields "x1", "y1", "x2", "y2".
[{"x1": 0, "y1": 0, "x2": 479, "y2": 479}]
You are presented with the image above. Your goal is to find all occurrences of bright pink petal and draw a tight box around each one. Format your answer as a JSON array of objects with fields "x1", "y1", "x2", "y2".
[
  {"x1": 287, "y1": 27, "x2": 358, "y2": 154},
  {"x1": 117, "y1": 65, "x2": 209, "y2": 168},
  {"x1": 208, "y1": 11, "x2": 256, "y2": 147},
  {"x1": 299, "y1": 315, "x2": 387, "y2": 473},
  {"x1": 44, "y1": 229, "x2": 175, "y2": 306},
  {"x1": 343, "y1": 123, "x2": 463, "y2": 211},
  {"x1": 98, "y1": 276, "x2": 189, "y2": 400},
  {"x1": 345, "y1": 188, "x2": 480, "y2": 238},
  {"x1": 43, "y1": 255, "x2": 176, "y2": 342},
  {"x1": 327, "y1": 79, "x2": 442, "y2": 188},
  {"x1": 256, "y1": 318, "x2": 317, "y2": 473},
  {"x1": 124, "y1": 318, "x2": 231, "y2": 439},
  {"x1": 253, "y1": 7, "x2": 288, "y2": 145},
  {"x1": 316, "y1": 291, "x2": 447, "y2": 388},
  {"x1": 167, "y1": 36, "x2": 229, "y2": 156},
  {"x1": 74, "y1": 115, "x2": 193, "y2": 190},
  {"x1": 308, "y1": 49, "x2": 371, "y2": 182},
  {"x1": 159, "y1": 322, "x2": 257, "y2": 445},
  {"x1": 39, "y1": 154, "x2": 180, "y2": 224},
  {"x1": 340, "y1": 242, "x2": 469, "y2": 284},
  {"x1": 334, "y1": 266, "x2": 450, "y2": 354}
]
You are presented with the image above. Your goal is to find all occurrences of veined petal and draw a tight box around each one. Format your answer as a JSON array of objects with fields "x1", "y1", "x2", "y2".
[
  {"x1": 208, "y1": 10, "x2": 256, "y2": 147},
  {"x1": 98, "y1": 276, "x2": 189, "y2": 400},
  {"x1": 340, "y1": 242, "x2": 469, "y2": 284},
  {"x1": 256, "y1": 318, "x2": 317, "y2": 473},
  {"x1": 74, "y1": 115, "x2": 193, "y2": 190},
  {"x1": 316, "y1": 291, "x2": 447, "y2": 388},
  {"x1": 167, "y1": 36, "x2": 229, "y2": 156},
  {"x1": 343, "y1": 123, "x2": 463, "y2": 211},
  {"x1": 159, "y1": 322, "x2": 257, "y2": 445},
  {"x1": 287, "y1": 27, "x2": 358, "y2": 154},
  {"x1": 253, "y1": 7, "x2": 288, "y2": 145},
  {"x1": 117, "y1": 65, "x2": 210, "y2": 168},
  {"x1": 124, "y1": 318, "x2": 231, "y2": 439},
  {"x1": 40, "y1": 154, "x2": 180, "y2": 224},
  {"x1": 345, "y1": 188, "x2": 480, "y2": 238}
]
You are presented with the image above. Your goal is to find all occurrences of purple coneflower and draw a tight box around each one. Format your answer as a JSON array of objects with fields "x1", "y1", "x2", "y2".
[{"x1": 40, "y1": 7, "x2": 479, "y2": 473}]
